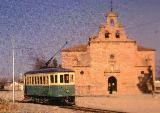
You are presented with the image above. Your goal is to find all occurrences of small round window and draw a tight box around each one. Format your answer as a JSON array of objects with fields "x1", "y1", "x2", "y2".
[
  {"x1": 110, "y1": 54, "x2": 115, "y2": 59},
  {"x1": 80, "y1": 71, "x2": 84, "y2": 75}
]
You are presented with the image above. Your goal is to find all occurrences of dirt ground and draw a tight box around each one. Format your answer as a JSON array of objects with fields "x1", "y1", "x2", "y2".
[
  {"x1": 0, "y1": 91, "x2": 80, "y2": 113},
  {"x1": 76, "y1": 94, "x2": 160, "y2": 113},
  {"x1": 0, "y1": 91, "x2": 160, "y2": 113}
]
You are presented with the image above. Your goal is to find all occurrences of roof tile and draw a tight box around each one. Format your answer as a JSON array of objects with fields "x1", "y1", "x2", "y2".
[{"x1": 62, "y1": 44, "x2": 87, "y2": 52}]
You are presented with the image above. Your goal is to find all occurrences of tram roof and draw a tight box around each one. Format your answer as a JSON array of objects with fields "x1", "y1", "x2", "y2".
[{"x1": 24, "y1": 68, "x2": 74, "y2": 75}]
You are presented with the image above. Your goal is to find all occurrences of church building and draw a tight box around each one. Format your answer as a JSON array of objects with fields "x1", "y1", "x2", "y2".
[{"x1": 61, "y1": 10, "x2": 156, "y2": 95}]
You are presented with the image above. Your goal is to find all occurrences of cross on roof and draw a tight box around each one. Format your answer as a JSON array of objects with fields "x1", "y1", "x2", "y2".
[{"x1": 110, "y1": 0, "x2": 113, "y2": 11}]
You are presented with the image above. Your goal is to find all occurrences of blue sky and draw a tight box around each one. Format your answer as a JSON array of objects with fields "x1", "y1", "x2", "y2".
[{"x1": 0, "y1": 0, "x2": 160, "y2": 77}]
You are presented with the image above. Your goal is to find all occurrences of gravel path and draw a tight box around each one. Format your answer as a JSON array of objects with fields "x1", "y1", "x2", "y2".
[{"x1": 76, "y1": 94, "x2": 160, "y2": 113}]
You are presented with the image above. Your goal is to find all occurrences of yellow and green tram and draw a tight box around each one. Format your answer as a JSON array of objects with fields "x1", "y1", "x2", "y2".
[{"x1": 24, "y1": 68, "x2": 75, "y2": 105}]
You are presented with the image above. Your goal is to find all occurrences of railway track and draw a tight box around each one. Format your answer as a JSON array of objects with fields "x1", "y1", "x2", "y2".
[
  {"x1": 18, "y1": 100, "x2": 126, "y2": 113},
  {"x1": 60, "y1": 105, "x2": 126, "y2": 113}
]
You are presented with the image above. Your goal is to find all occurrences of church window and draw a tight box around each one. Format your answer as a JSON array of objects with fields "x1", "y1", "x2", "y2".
[
  {"x1": 141, "y1": 71, "x2": 144, "y2": 74},
  {"x1": 105, "y1": 31, "x2": 110, "y2": 38},
  {"x1": 115, "y1": 30, "x2": 120, "y2": 38},
  {"x1": 80, "y1": 71, "x2": 84, "y2": 75},
  {"x1": 110, "y1": 19, "x2": 114, "y2": 27},
  {"x1": 110, "y1": 64, "x2": 114, "y2": 71},
  {"x1": 110, "y1": 54, "x2": 115, "y2": 59}
]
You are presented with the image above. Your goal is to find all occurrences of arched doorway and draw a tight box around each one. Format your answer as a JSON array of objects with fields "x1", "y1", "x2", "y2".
[{"x1": 108, "y1": 76, "x2": 117, "y2": 94}]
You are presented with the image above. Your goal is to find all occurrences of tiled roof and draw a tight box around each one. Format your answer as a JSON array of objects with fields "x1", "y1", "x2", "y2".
[
  {"x1": 137, "y1": 45, "x2": 155, "y2": 51},
  {"x1": 62, "y1": 44, "x2": 88, "y2": 52},
  {"x1": 24, "y1": 68, "x2": 74, "y2": 75}
]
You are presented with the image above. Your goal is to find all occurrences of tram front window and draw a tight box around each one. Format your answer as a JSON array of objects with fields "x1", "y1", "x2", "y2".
[{"x1": 64, "y1": 74, "x2": 69, "y2": 83}]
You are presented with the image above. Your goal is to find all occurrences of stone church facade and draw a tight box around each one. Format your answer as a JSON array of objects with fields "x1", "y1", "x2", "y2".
[{"x1": 62, "y1": 11, "x2": 156, "y2": 96}]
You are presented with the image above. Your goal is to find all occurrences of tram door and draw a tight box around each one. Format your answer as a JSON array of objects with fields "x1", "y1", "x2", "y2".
[{"x1": 108, "y1": 76, "x2": 117, "y2": 94}]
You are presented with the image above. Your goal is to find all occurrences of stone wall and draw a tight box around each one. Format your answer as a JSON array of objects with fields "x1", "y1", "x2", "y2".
[{"x1": 61, "y1": 11, "x2": 156, "y2": 96}]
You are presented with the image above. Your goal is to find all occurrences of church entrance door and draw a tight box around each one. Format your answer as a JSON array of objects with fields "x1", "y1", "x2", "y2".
[{"x1": 108, "y1": 76, "x2": 117, "y2": 94}]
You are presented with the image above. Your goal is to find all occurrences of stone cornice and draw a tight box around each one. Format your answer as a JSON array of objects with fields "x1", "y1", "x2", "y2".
[
  {"x1": 90, "y1": 40, "x2": 136, "y2": 44},
  {"x1": 135, "y1": 65, "x2": 149, "y2": 67},
  {"x1": 104, "y1": 70, "x2": 120, "y2": 73},
  {"x1": 73, "y1": 65, "x2": 90, "y2": 68}
]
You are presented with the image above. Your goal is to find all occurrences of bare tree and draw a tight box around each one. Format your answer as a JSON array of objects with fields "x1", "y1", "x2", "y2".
[
  {"x1": 33, "y1": 55, "x2": 60, "y2": 69},
  {"x1": 15, "y1": 75, "x2": 23, "y2": 83},
  {"x1": 137, "y1": 66, "x2": 154, "y2": 94},
  {"x1": 157, "y1": 61, "x2": 160, "y2": 80},
  {"x1": 50, "y1": 58, "x2": 58, "y2": 68},
  {"x1": 33, "y1": 56, "x2": 46, "y2": 69},
  {"x1": 0, "y1": 77, "x2": 7, "y2": 90}
]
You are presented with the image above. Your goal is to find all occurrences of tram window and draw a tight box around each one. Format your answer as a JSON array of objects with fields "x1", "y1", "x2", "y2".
[
  {"x1": 28, "y1": 77, "x2": 29, "y2": 84},
  {"x1": 64, "y1": 74, "x2": 69, "y2": 83},
  {"x1": 34, "y1": 77, "x2": 35, "y2": 84},
  {"x1": 43, "y1": 76, "x2": 45, "y2": 84},
  {"x1": 25, "y1": 78, "x2": 26, "y2": 84},
  {"x1": 60, "y1": 75, "x2": 63, "y2": 83},
  {"x1": 50, "y1": 75, "x2": 54, "y2": 83},
  {"x1": 27, "y1": 77, "x2": 29, "y2": 84},
  {"x1": 29, "y1": 77, "x2": 30, "y2": 84},
  {"x1": 29, "y1": 77, "x2": 31, "y2": 84},
  {"x1": 40, "y1": 77, "x2": 42, "y2": 84},
  {"x1": 26, "y1": 77, "x2": 28, "y2": 84},
  {"x1": 37, "y1": 77, "x2": 39, "y2": 84},
  {"x1": 32, "y1": 77, "x2": 34, "y2": 84},
  {"x1": 35, "y1": 77, "x2": 38, "y2": 84},
  {"x1": 70, "y1": 75, "x2": 73, "y2": 82},
  {"x1": 35, "y1": 77, "x2": 37, "y2": 84},
  {"x1": 46, "y1": 76, "x2": 48, "y2": 84},
  {"x1": 55, "y1": 75, "x2": 57, "y2": 83}
]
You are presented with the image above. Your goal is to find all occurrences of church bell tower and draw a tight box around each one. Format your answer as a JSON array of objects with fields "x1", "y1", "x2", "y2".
[{"x1": 97, "y1": 0, "x2": 128, "y2": 41}]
